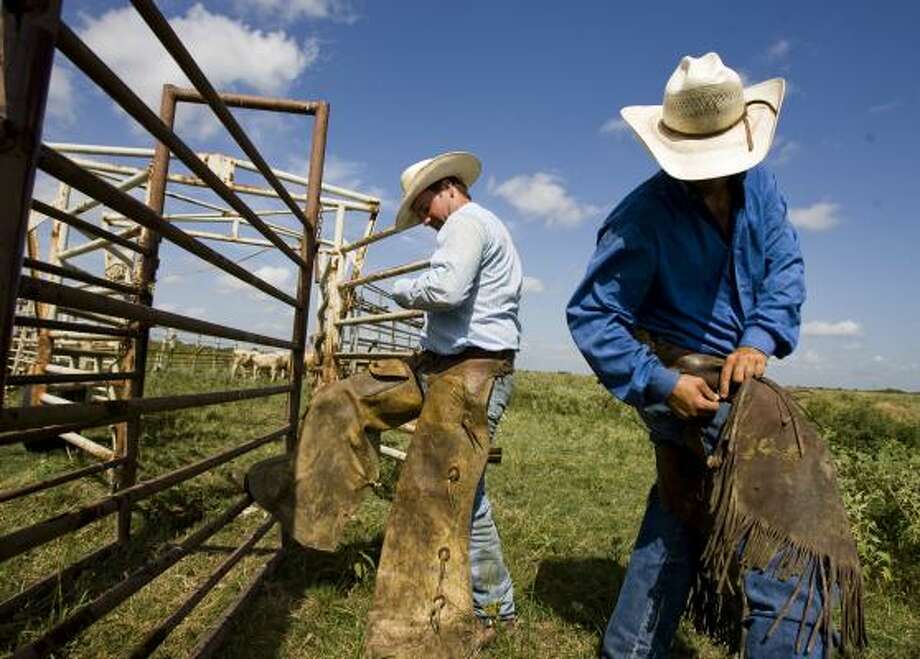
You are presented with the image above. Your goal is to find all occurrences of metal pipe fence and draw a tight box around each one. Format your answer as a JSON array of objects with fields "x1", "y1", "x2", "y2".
[
  {"x1": 0, "y1": 2, "x2": 328, "y2": 656},
  {"x1": 0, "y1": 1, "x2": 437, "y2": 654}
]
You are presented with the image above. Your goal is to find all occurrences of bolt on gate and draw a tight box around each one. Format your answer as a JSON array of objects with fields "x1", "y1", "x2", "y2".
[{"x1": 0, "y1": 1, "x2": 337, "y2": 656}]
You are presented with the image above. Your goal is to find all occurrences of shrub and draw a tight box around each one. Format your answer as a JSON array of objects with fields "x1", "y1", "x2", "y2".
[{"x1": 799, "y1": 392, "x2": 920, "y2": 595}]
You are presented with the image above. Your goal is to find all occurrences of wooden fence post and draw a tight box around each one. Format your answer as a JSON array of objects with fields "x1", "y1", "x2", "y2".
[{"x1": 112, "y1": 84, "x2": 176, "y2": 543}]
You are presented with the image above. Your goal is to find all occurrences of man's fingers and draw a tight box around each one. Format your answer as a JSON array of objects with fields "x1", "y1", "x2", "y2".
[
  {"x1": 754, "y1": 357, "x2": 766, "y2": 377},
  {"x1": 699, "y1": 398, "x2": 721, "y2": 412},
  {"x1": 690, "y1": 378, "x2": 720, "y2": 415},
  {"x1": 698, "y1": 378, "x2": 719, "y2": 401},
  {"x1": 719, "y1": 359, "x2": 734, "y2": 398},
  {"x1": 732, "y1": 358, "x2": 748, "y2": 384}
]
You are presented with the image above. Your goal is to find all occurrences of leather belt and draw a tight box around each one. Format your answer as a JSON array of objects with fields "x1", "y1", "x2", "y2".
[{"x1": 422, "y1": 347, "x2": 516, "y2": 362}]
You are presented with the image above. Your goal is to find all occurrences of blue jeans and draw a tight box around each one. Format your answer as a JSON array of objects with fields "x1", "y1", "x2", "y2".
[
  {"x1": 601, "y1": 406, "x2": 826, "y2": 658},
  {"x1": 418, "y1": 371, "x2": 516, "y2": 621}
]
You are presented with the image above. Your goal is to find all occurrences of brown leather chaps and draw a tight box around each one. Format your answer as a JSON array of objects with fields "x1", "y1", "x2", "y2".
[
  {"x1": 647, "y1": 345, "x2": 865, "y2": 653},
  {"x1": 246, "y1": 352, "x2": 512, "y2": 659}
]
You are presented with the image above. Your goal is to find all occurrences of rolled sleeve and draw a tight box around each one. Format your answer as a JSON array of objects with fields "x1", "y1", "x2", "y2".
[
  {"x1": 391, "y1": 278, "x2": 413, "y2": 307},
  {"x1": 391, "y1": 215, "x2": 486, "y2": 311}
]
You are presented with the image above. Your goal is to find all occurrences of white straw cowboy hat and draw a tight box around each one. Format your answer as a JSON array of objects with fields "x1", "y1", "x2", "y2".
[
  {"x1": 394, "y1": 151, "x2": 481, "y2": 230},
  {"x1": 621, "y1": 52, "x2": 785, "y2": 180}
]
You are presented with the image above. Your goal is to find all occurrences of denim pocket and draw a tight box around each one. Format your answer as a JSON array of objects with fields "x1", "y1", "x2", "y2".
[{"x1": 638, "y1": 402, "x2": 685, "y2": 446}]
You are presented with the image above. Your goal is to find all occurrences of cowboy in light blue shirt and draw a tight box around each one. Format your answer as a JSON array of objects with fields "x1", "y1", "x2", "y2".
[
  {"x1": 389, "y1": 152, "x2": 522, "y2": 640},
  {"x1": 248, "y1": 153, "x2": 523, "y2": 657}
]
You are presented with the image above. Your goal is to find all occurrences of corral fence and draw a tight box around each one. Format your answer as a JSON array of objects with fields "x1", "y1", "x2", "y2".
[
  {"x1": 0, "y1": 1, "x2": 436, "y2": 654},
  {"x1": 7, "y1": 139, "x2": 427, "y2": 389},
  {"x1": 0, "y1": 1, "x2": 333, "y2": 656}
]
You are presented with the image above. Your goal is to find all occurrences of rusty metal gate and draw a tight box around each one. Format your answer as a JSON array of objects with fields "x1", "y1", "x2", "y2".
[{"x1": 0, "y1": 2, "x2": 329, "y2": 656}]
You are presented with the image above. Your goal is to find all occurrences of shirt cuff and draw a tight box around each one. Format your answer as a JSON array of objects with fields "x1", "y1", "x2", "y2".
[
  {"x1": 740, "y1": 325, "x2": 777, "y2": 357},
  {"x1": 391, "y1": 278, "x2": 412, "y2": 307},
  {"x1": 644, "y1": 365, "x2": 680, "y2": 405}
]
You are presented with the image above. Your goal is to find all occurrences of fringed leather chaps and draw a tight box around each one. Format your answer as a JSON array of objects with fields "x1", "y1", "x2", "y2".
[
  {"x1": 363, "y1": 356, "x2": 509, "y2": 659},
  {"x1": 699, "y1": 377, "x2": 866, "y2": 655},
  {"x1": 646, "y1": 342, "x2": 866, "y2": 655}
]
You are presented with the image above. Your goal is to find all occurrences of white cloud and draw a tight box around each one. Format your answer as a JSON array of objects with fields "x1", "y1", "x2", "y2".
[
  {"x1": 599, "y1": 117, "x2": 630, "y2": 137},
  {"x1": 237, "y1": 0, "x2": 358, "y2": 23},
  {"x1": 489, "y1": 172, "x2": 600, "y2": 227},
  {"x1": 801, "y1": 349, "x2": 822, "y2": 365},
  {"x1": 255, "y1": 319, "x2": 293, "y2": 334},
  {"x1": 255, "y1": 265, "x2": 292, "y2": 289},
  {"x1": 152, "y1": 302, "x2": 207, "y2": 317},
  {"x1": 789, "y1": 201, "x2": 841, "y2": 231},
  {"x1": 288, "y1": 153, "x2": 387, "y2": 203},
  {"x1": 869, "y1": 100, "x2": 900, "y2": 114},
  {"x1": 219, "y1": 264, "x2": 292, "y2": 297},
  {"x1": 767, "y1": 39, "x2": 791, "y2": 61},
  {"x1": 802, "y1": 320, "x2": 863, "y2": 337},
  {"x1": 770, "y1": 135, "x2": 800, "y2": 165},
  {"x1": 46, "y1": 62, "x2": 77, "y2": 126},
  {"x1": 79, "y1": 4, "x2": 318, "y2": 137},
  {"x1": 255, "y1": 265, "x2": 292, "y2": 286},
  {"x1": 217, "y1": 265, "x2": 294, "y2": 300},
  {"x1": 323, "y1": 154, "x2": 368, "y2": 189},
  {"x1": 160, "y1": 273, "x2": 183, "y2": 284},
  {"x1": 522, "y1": 276, "x2": 545, "y2": 293}
]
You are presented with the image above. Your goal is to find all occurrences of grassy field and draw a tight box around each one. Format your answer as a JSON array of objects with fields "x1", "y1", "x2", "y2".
[{"x1": 1, "y1": 370, "x2": 918, "y2": 657}]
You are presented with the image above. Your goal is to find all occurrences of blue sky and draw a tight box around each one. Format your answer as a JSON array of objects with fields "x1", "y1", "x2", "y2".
[{"x1": 38, "y1": 0, "x2": 920, "y2": 390}]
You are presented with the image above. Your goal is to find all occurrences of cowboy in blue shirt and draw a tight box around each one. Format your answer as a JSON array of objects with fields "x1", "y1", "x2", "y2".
[{"x1": 567, "y1": 53, "x2": 830, "y2": 658}]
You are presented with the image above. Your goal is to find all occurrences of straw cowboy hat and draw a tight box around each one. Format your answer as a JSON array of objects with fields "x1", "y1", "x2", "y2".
[
  {"x1": 394, "y1": 151, "x2": 481, "y2": 230},
  {"x1": 621, "y1": 52, "x2": 785, "y2": 180}
]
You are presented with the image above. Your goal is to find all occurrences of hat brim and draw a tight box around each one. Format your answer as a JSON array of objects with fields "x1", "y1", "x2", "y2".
[
  {"x1": 394, "y1": 152, "x2": 481, "y2": 230},
  {"x1": 620, "y1": 78, "x2": 785, "y2": 181}
]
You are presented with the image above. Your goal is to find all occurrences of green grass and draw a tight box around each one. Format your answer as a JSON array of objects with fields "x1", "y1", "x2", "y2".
[{"x1": 1, "y1": 370, "x2": 918, "y2": 657}]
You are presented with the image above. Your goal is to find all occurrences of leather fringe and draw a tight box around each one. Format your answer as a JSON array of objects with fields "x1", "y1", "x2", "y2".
[{"x1": 691, "y1": 380, "x2": 867, "y2": 655}]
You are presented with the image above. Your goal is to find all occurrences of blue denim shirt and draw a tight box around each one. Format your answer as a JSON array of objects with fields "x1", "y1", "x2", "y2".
[{"x1": 567, "y1": 165, "x2": 805, "y2": 409}]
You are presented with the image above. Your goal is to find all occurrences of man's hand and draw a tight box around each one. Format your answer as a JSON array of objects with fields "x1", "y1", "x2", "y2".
[
  {"x1": 390, "y1": 278, "x2": 413, "y2": 309},
  {"x1": 667, "y1": 374, "x2": 720, "y2": 419},
  {"x1": 718, "y1": 346, "x2": 767, "y2": 398}
]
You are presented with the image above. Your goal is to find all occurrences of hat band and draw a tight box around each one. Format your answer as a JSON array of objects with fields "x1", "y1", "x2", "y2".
[{"x1": 661, "y1": 99, "x2": 778, "y2": 152}]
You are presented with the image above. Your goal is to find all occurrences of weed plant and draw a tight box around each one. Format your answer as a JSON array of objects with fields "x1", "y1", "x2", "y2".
[{"x1": 796, "y1": 391, "x2": 920, "y2": 594}]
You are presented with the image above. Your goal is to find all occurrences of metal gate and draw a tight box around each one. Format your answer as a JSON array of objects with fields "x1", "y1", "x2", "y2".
[{"x1": 0, "y1": 2, "x2": 327, "y2": 656}]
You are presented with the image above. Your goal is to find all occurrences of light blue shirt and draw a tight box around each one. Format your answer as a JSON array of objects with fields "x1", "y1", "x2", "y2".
[{"x1": 392, "y1": 201, "x2": 522, "y2": 355}]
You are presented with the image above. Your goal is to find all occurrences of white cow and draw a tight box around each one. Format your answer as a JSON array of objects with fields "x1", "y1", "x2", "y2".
[
  {"x1": 230, "y1": 348, "x2": 257, "y2": 379},
  {"x1": 234, "y1": 349, "x2": 315, "y2": 382},
  {"x1": 251, "y1": 351, "x2": 289, "y2": 381}
]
